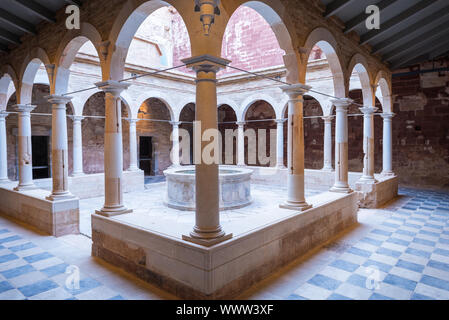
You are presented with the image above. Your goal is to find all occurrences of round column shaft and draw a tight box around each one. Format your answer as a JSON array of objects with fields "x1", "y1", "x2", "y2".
[
  {"x1": 330, "y1": 99, "x2": 353, "y2": 193},
  {"x1": 237, "y1": 121, "x2": 245, "y2": 166},
  {"x1": 275, "y1": 119, "x2": 286, "y2": 169},
  {"x1": 170, "y1": 121, "x2": 180, "y2": 167},
  {"x1": 0, "y1": 111, "x2": 9, "y2": 182},
  {"x1": 46, "y1": 95, "x2": 74, "y2": 201},
  {"x1": 70, "y1": 115, "x2": 84, "y2": 176},
  {"x1": 359, "y1": 106, "x2": 378, "y2": 182},
  {"x1": 13, "y1": 104, "x2": 36, "y2": 191},
  {"x1": 280, "y1": 84, "x2": 312, "y2": 211},
  {"x1": 181, "y1": 55, "x2": 232, "y2": 247},
  {"x1": 128, "y1": 119, "x2": 139, "y2": 171},
  {"x1": 95, "y1": 80, "x2": 131, "y2": 217},
  {"x1": 381, "y1": 113, "x2": 395, "y2": 176},
  {"x1": 322, "y1": 115, "x2": 333, "y2": 171}
]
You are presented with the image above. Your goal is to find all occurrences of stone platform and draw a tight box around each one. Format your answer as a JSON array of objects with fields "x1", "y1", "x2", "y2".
[
  {"x1": 90, "y1": 184, "x2": 358, "y2": 299},
  {"x1": 0, "y1": 182, "x2": 79, "y2": 237}
]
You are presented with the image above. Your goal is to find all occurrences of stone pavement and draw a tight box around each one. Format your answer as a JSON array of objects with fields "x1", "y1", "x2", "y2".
[{"x1": 1, "y1": 187, "x2": 448, "y2": 300}]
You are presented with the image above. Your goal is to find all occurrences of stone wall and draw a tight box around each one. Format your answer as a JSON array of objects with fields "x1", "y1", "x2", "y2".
[{"x1": 392, "y1": 58, "x2": 449, "y2": 189}]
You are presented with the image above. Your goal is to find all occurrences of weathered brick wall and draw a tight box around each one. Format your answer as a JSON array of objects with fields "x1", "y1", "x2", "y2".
[{"x1": 392, "y1": 59, "x2": 449, "y2": 189}]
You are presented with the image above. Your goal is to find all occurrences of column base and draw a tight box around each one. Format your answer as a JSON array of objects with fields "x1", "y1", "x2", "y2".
[
  {"x1": 280, "y1": 201, "x2": 312, "y2": 211},
  {"x1": 381, "y1": 171, "x2": 395, "y2": 177},
  {"x1": 127, "y1": 166, "x2": 140, "y2": 172},
  {"x1": 14, "y1": 183, "x2": 37, "y2": 191},
  {"x1": 321, "y1": 167, "x2": 334, "y2": 172},
  {"x1": 0, "y1": 178, "x2": 10, "y2": 183},
  {"x1": 46, "y1": 192, "x2": 77, "y2": 201},
  {"x1": 182, "y1": 232, "x2": 233, "y2": 247},
  {"x1": 95, "y1": 206, "x2": 133, "y2": 217},
  {"x1": 71, "y1": 172, "x2": 85, "y2": 177},
  {"x1": 276, "y1": 165, "x2": 286, "y2": 169},
  {"x1": 182, "y1": 226, "x2": 232, "y2": 247},
  {"x1": 358, "y1": 176, "x2": 378, "y2": 184},
  {"x1": 330, "y1": 185, "x2": 353, "y2": 193}
]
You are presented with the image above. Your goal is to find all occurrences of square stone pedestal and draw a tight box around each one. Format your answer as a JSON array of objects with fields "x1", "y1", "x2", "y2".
[
  {"x1": 355, "y1": 175, "x2": 399, "y2": 208},
  {"x1": 0, "y1": 183, "x2": 79, "y2": 236},
  {"x1": 91, "y1": 191, "x2": 358, "y2": 299}
]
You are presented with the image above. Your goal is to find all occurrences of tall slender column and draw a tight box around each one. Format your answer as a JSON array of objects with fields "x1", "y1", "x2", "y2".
[
  {"x1": 280, "y1": 84, "x2": 312, "y2": 211},
  {"x1": 322, "y1": 115, "x2": 333, "y2": 171},
  {"x1": 359, "y1": 106, "x2": 378, "y2": 182},
  {"x1": 128, "y1": 119, "x2": 139, "y2": 171},
  {"x1": 330, "y1": 99, "x2": 353, "y2": 193},
  {"x1": 13, "y1": 104, "x2": 36, "y2": 191},
  {"x1": 0, "y1": 111, "x2": 9, "y2": 182},
  {"x1": 275, "y1": 119, "x2": 286, "y2": 169},
  {"x1": 46, "y1": 95, "x2": 74, "y2": 200},
  {"x1": 70, "y1": 115, "x2": 84, "y2": 176},
  {"x1": 95, "y1": 80, "x2": 131, "y2": 217},
  {"x1": 381, "y1": 113, "x2": 395, "y2": 176},
  {"x1": 170, "y1": 121, "x2": 180, "y2": 167},
  {"x1": 181, "y1": 55, "x2": 232, "y2": 246},
  {"x1": 237, "y1": 121, "x2": 245, "y2": 166}
]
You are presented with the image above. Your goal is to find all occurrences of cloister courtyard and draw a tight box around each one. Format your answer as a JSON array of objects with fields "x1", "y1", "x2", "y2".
[{"x1": 0, "y1": 0, "x2": 448, "y2": 302}]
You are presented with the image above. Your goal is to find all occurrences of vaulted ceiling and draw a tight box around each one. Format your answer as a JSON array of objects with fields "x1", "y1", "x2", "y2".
[
  {"x1": 0, "y1": 0, "x2": 447, "y2": 71},
  {"x1": 320, "y1": 0, "x2": 449, "y2": 69},
  {"x1": 0, "y1": 0, "x2": 81, "y2": 52}
]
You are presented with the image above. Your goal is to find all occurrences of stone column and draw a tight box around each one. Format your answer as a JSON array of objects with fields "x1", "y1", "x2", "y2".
[
  {"x1": 280, "y1": 84, "x2": 312, "y2": 211},
  {"x1": 181, "y1": 55, "x2": 232, "y2": 246},
  {"x1": 13, "y1": 104, "x2": 36, "y2": 191},
  {"x1": 46, "y1": 95, "x2": 74, "y2": 201},
  {"x1": 70, "y1": 115, "x2": 84, "y2": 176},
  {"x1": 275, "y1": 119, "x2": 286, "y2": 169},
  {"x1": 95, "y1": 80, "x2": 131, "y2": 217},
  {"x1": 170, "y1": 121, "x2": 180, "y2": 167},
  {"x1": 237, "y1": 121, "x2": 245, "y2": 166},
  {"x1": 322, "y1": 115, "x2": 333, "y2": 171},
  {"x1": 127, "y1": 119, "x2": 139, "y2": 171},
  {"x1": 381, "y1": 113, "x2": 395, "y2": 176},
  {"x1": 0, "y1": 111, "x2": 9, "y2": 182},
  {"x1": 330, "y1": 99, "x2": 353, "y2": 193},
  {"x1": 359, "y1": 106, "x2": 378, "y2": 182}
]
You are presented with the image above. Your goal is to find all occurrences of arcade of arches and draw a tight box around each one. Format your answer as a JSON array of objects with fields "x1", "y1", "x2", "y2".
[{"x1": 0, "y1": 0, "x2": 447, "y2": 300}]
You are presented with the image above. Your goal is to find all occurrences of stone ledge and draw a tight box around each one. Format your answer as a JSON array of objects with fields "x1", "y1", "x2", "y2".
[
  {"x1": 355, "y1": 175, "x2": 399, "y2": 208},
  {"x1": 91, "y1": 191, "x2": 358, "y2": 299},
  {"x1": 0, "y1": 185, "x2": 79, "y2": 237}
]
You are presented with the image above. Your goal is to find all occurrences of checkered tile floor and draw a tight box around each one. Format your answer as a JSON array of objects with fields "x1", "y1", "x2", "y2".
[
  {"x1": 288, "y1": 188, "x2": 449, "y2": 300},
  {"x1": 0, "y1": 229, "x2": 125, "y2": 300}
]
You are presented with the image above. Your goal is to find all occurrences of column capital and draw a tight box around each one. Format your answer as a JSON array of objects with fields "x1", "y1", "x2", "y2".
[
  {"x1": 68, "y1": 115, "x2": 84, "y2": 122},
  {"x1": 45, "y1": 95, "x2": 72, "y2": 105},
  {"x1": 95, "y1": 80, "x2": 130, "y2": 96},
  {"x1": 275, "y1": 118, "x2": 287, "y2": 124},
  {"x1": 360, "y1": 106, "x2": 378, "y2": 115},
  {"x1": 13, "y1": 104, "x2": 36, "y2": 113},
  {"x1": 236, "y1": 121, "x2": 245, "y2": 126},
  {"x1": 281, "y1": 83, "x2": 311, "y2": 97},
  {"x1": 331, "y1": 98, "x2": 353, "y2": 109},
  {"x1": 322, "y1": 115, "x2": 334, "y2": 122},
  {"x1": 182, "y1": 55, "x2": 230, "y2": 73},
  {"x1": 127, "y1": 118, "x2": 139, "y2": 125},
  {"x1": 381, "y1": 112, "x2": 396, "y2": 120},
  {"x1": 169, "y1": 121, "x2": 181, "y2": 126},
  {"x1": 0, "y1": 110, "x2": 8, "y2": 119}
]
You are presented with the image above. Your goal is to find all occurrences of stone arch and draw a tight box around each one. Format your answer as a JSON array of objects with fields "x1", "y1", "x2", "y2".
[
  {"x1": 241, "y1": 93, "x2": 279, "y2": 122},
  {"x1": 0, "y1": 66, "x2": 18, "y2": 109},
  {"x1": 374, "y1": 70, "x2": 392, "y2": 113},
  {"x1": 302, "y1": 27, "x2": 346, "y2": 98},
  {"x1": 53, "y1": 23, "x2": 104, "y2": 95},
  {"x1": 217, "y1": 97, "x2": 239, "y2": 118},
  {"x1": 175, "y1": 99, "x2": 195, "y2": 122},
  {"x1": 348, "y1": 54, "x2": 373, "y2": 107},
  {"x1": 221, "y1": 0, "x2": 301, "y2": 83},
  {"x1": 106, "y1": 0, "x2": 193, "y2": 81},
  {"x1": 19, "y1": 48, "x2": 52, "y2": 104},
  {"x1": 134, "y1": 91, "x2": 174, "y2": 121}
]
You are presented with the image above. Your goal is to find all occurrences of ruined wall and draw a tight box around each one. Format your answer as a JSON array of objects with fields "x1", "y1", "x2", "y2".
[{"x1": 392, "y1": 59, "x2": 449, "y2": 189}]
